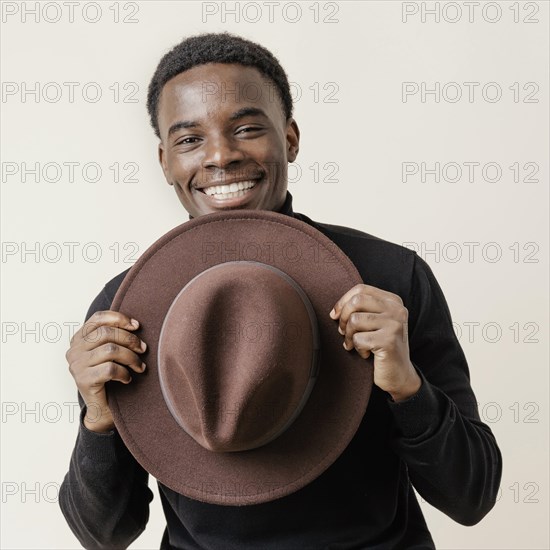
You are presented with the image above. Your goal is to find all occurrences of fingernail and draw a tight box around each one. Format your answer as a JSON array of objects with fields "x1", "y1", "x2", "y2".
[
  {"x1": 131, "y1": 319, "x2": 139, "y2": 328},
  {"x1": 338, "y1": 326, "x2": 344, "y2": 335},
  {"x1": 343, "y1": 342, "x2": 350, "y2": 351},
  {"x1": 329, "y1": 308, "x2": 336, "y2": 318},
  {"x1": 140, "y1": 340, "x2": 147, "y2": 351},
  {"x1": 141, "y1": 362, "x2": 146, "y2": 370}
]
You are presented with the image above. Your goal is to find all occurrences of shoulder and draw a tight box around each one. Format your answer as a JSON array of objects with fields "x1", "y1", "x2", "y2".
[{"x1": 294, "y1": 212, "x2": 418, "y2": 296}]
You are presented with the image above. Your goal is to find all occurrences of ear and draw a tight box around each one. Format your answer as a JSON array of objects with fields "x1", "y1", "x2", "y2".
[
  {"x1": 286, "y1": 118, "x2": 300, "y2": 163},
  {"x1": 158, "y1": 142, "x2": 173, "y2": 186}
]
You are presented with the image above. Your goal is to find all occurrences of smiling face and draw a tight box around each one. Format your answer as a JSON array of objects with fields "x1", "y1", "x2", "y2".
[{"x1": 157, "y1": 63, "x2": 300, "y2": 218}]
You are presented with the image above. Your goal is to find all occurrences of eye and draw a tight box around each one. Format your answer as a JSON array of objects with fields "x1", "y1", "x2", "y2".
[
  {"x1": 176, "y1": 136, "x2": 200, "y2": 145},
  {"x1": 237, "y1": 126, "x2": 260, "y2": 134}
]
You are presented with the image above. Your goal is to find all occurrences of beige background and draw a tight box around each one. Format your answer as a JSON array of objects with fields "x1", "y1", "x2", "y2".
[{"x1": 1, "y1": 1, "x2": 548, "y2": 548}]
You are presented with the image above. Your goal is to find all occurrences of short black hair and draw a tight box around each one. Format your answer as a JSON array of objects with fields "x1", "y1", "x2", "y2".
[{"x1": 146, "y1": 32, "x2": 294, "y2": 138}]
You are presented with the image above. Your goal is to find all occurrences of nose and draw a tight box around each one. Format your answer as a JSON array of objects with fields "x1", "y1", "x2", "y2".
[{"x1": 202, "y1": 133, "x2": 245, "y2": 171}]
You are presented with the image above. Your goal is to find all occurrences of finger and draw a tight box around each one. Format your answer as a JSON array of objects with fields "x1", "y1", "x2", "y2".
[
  {"x1": 360, "y1": 285, "x2": 404, "y2": 306},
  {"x1": 329, "y1": 284, "x2": 364, "y2": 319},
  {"x1": 344, "y1": 330, "x2": 377, "y2": 360},
  {"x1": 85, "y1": 361, "x2": 134, "y2": 386},
  {"x1": 338, "y1": 294, "x2": 386, "y2": 335},
  {"x1": 80, "y1": 324, "x2": 146, "y2": 355},
  {"x1": 330, "y1": 284, "x2": 403, "y2": 319},
  {"x1": 89, "y1": 342, "x2": 145, "y2": 374},
  {"x1": 72, "y1": 310, "x2": 139, "y2": 346},
  {"x1": 342, "y1": 311, "x2": 383, "y2": 349}
]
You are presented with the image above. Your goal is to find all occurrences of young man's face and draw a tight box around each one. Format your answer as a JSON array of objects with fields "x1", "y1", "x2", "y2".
[{"x1": 157, "y1": 63, "x2": 300, "y2": 218}]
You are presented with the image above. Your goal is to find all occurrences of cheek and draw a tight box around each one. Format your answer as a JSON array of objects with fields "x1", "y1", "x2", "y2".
[
  {"x1": 254, "y1": 142, "x2": 287, "y2": 178},
  {"x1": 175, "y1": 181, "x2": 193, "y2": 198},
  {"x1": 168, "y1": 157, "x2": 196, "y2": 187},
  {"x1": 263, "y1": 137, "x2": 285, "y2": 161}
]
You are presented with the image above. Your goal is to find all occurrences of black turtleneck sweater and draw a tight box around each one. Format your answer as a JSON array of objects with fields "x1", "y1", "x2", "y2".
[{"x1": 59, "y1": 191, "x2": 502, "y2": 549}]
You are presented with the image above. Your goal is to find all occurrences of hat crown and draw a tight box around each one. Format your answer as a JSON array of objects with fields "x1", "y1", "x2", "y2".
[{"x1": 158, "y1": 261, "x2": 319, "y2": 452}]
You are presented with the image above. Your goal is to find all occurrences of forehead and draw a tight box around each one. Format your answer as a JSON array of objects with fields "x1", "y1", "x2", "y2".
[{"x1": 158, "y1": 63, "x2": 281, "y2": 120}]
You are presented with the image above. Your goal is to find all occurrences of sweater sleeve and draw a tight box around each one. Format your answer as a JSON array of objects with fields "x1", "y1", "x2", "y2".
[
  {"x1": 58, "y1": 286, "x2": 154, "y2": 549},
  {"x1": 386, "y1": 252, "x2": 503, "y2": 526}
]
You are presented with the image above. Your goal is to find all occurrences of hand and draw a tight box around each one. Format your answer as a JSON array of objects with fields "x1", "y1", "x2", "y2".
[
  {"x1": 330, "y1": 284, "x2": 422, "y2": 402},
  {"x1": 65, "y1": 311, "x2": 147, "y2": 433}
]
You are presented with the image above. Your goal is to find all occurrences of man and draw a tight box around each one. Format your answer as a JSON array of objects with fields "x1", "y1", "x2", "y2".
[{"x1": 59, "y1": 32, "x2": 502, "y2": 549}]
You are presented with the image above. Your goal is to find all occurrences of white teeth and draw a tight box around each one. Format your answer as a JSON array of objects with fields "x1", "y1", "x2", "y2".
[{"x1": 204, "y1": 180, "x2": 258, "y2": 197}]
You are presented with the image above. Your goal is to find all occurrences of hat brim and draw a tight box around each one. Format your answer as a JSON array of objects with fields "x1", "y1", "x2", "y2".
[{"x1": 108, "y1": 209, "x2": 373, "y2": 506}]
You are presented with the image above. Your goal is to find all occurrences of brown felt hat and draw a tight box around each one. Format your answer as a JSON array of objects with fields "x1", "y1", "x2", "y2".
[{"x1": 108, "y1": 209, "x2": 373, "y2": 506}]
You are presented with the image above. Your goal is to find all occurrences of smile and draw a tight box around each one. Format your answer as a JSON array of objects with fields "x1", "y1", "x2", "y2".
[{"x1": 202, "y1": 180, "x2": 259, "y2": 199}]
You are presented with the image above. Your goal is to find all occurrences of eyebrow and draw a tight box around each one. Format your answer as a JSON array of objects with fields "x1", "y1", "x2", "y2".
[{"x1": 167, "y1": 107, "x2": 268, "y2": 138}]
